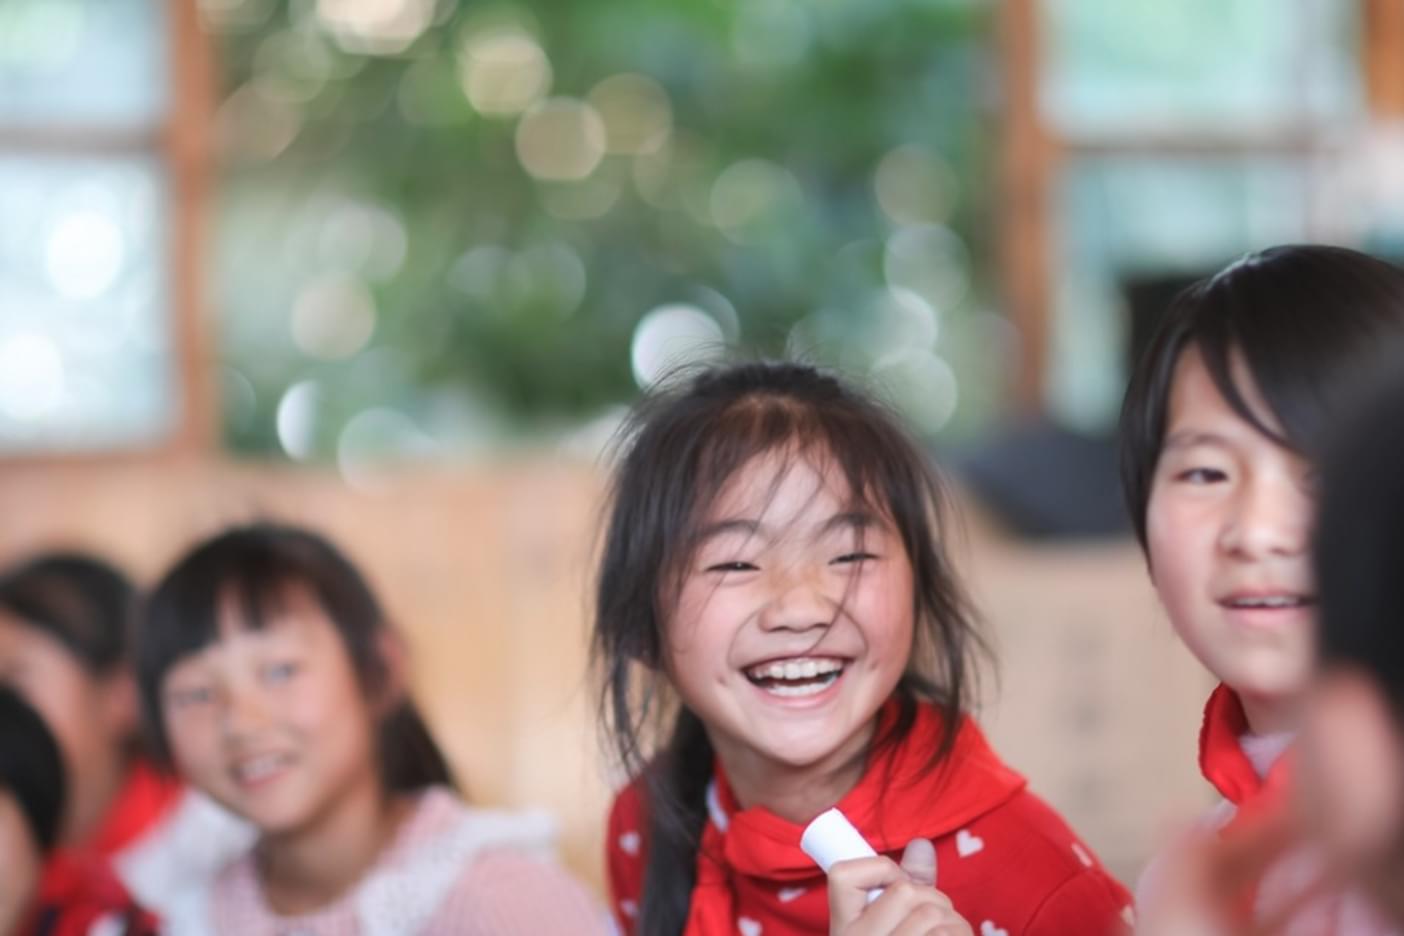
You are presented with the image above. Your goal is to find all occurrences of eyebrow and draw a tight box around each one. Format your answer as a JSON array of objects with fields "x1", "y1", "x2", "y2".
[
  {"x1": 819, "y1": 510, "x2": 878, "y2": 535},
  {"x1": 694, "y1": 518, "x2": 765, "y2": 543},
  {"x1": 693, "y1": 510, "x2": 878, "y2": 545},
  {"x1": 1163, "y1": 429, "x2": 1234, "y2": 451}
]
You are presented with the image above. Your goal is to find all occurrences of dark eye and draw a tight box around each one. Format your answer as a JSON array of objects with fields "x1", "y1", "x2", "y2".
[
  {"x1": 832, "y1": 552, "x2": 878, "y2": 565},
  {"x1": 1176, "y1": 467, "x2": 1227, "y2": 484},
  {"x1": 263, "y1": 661, "x2": 300, "y2": 684},
  {"x1": 169, "y1": 686, "x2": 215, "y2": 709},
  {"x1": 705, "y1": 561, "x2": 758, "y2": 573}
]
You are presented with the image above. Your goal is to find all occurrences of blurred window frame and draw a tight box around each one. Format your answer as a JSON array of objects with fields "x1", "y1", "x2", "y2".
[
  {"x1": 998, "y1": 0, "x2": 1401, "y2": 412},
  {"x1": 0, "y1": 0, "x2": 216, "y2": 463}
]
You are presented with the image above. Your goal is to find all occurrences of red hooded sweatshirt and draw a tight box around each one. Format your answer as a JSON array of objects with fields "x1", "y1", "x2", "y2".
[{"x1": 607, "y1": 700, "x2": 1132, "y2": 936}]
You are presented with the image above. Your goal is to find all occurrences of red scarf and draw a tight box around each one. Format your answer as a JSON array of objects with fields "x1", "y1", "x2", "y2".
[
  {"x1": 1198, "y1": 684, "x2": 1293, "y2": 834},
  {"x1": 30, "y1": 761, "x2": 177, "y2": 936},
  {"x1": 681, "y1": 701, "x2": 1026, "y2": 935}
]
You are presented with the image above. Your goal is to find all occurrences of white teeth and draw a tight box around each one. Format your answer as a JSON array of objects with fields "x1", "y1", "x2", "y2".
[
  {"x1": 764, "y1": 675, "x2": 838, "y2": 697},
  {"x1": 746, "y1": 658, "x2": 845, "y2": 681},
  {"x1": 1229, "y1": 596, "x2": 1305, "y2": 609},
  {"x1": 234, "y1": 753, "x2": 289, "y2": 783}
]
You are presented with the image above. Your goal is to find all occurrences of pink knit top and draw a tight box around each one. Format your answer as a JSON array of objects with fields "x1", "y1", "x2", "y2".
[{"x1": 170, "y1": 787, "x2": 607, "y2": 935}]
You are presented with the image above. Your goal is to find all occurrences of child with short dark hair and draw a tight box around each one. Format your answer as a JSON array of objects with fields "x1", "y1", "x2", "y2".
[
  {"x1": 1119, "y1": 244, "x2": 1404, "y2": 931},
  {"x1": 1134, "y1": 354, "x2": 1404, "y2": 936}
]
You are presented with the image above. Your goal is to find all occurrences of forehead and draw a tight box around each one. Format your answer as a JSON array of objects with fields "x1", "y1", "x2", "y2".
[
  {"x1": 705, "y1": 448, "x2": 859, "y2": 522},
  {"x1": 176, "y1": 586, "x2": 330, "y2": 663},
  {"x1": 1165, "y1": 345, "x2": 1286, "y2": 441}
]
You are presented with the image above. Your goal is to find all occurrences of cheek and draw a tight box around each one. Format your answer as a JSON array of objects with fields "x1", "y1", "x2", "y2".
[
  {"x1": 665, "y1": 585, "x2": 736, "y2": 666},
  {"x1": 1146, "y1": 508, "x2": 1202, "y2": 606},
  {"x1": 300, "y1": 669, "x2": 379, "y2": 749},
  {"x1": 165, "y1": 711, "x2": 220, "y2": 777}
]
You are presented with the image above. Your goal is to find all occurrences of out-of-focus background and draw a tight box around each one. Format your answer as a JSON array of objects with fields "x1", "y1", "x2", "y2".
[{"x1": 2, "y1": 0, "x2": 1402, "y2": 890}]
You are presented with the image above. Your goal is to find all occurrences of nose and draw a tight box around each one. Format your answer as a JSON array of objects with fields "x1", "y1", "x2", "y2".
[
  {"x1": 757, "y1": 559, "x2": 839, "y2": 634},
  {"x1": 218, "y1": 680, "x2": 272, "y2": 741},
  {"x1": 1219, "y1": 472, "x2": 1309, "y2": 560}
]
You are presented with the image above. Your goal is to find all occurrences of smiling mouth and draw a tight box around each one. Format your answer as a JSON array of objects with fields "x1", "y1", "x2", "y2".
[
  {"x1": 743, "y1": 657, "x2": 847, "y2": 697},
  {"x1": 231, "y1": 752, "x2": 294, "y2": 787},
  {"x1": 1219, "y1": 595, "x2": 1315, "y2": 610}
]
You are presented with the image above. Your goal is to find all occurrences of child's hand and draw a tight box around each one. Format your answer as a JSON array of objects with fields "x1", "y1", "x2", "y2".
[
  {"x1": 1136, "y1": 808, "x2": 1314, "y2": 936},
  {"x1": 828, "y1": 839, "x2": 974, "y2": 936}
]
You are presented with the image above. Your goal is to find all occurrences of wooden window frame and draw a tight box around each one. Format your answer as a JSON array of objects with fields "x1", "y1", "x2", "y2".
[
  {"x1": 998, "y1": 0, "x2": 1403, "y2": 412},
  {"x1": 0, "y1": 0, "x2": 216, "y2": 464}
]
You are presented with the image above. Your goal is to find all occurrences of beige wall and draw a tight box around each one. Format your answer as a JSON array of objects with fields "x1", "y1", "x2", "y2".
[{"x1": 0, "y1": 457, "x2": 1213, "y2": 892}]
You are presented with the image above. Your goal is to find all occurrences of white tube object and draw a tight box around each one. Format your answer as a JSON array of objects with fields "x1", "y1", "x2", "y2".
[{"x1": 801, "y1": 808, "x2": 883, "y2": 903}]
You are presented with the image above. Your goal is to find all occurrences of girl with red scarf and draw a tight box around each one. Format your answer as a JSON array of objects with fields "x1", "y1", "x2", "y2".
[
  {"x1": 593, "y1": 362, "x2": 1132, "y2": 936},
  {"x1": 1118, "y1": 246, "x2": 1404, "y2": 933}
]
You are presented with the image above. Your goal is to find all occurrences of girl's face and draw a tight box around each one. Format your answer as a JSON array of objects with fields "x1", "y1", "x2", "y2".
[
  {"x1": 664, "y1": 450, "x2": 916, "y2": 777},
  {"x1": 0, "y1": 613, "x2": 134, "y2": 844},
  {"x1": 160, "y1": 586, "x2": 384, "y2": 837},
  {"x1": 1146, "y1": 348, "x2": 1316, "y2": 731}
]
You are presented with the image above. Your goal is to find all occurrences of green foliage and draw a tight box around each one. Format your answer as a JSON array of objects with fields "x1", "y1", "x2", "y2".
[{"x1": 211, "y1": 0, "x2": 998, "y2": 459}]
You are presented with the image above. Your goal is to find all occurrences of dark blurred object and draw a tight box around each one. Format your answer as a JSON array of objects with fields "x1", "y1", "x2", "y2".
[
  {"x1": 955, "y1": 417, "x2": 1124, "y2": 539},
  {"x1": 955, "y1": 271, "x2": 1205, "y2": 539}
]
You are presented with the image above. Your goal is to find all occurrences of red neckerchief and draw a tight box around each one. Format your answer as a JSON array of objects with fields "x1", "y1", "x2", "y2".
[
  {"x1": 1198, "y1": 684, "x2": 1293, "y2": 834},
  {"x1": 32, "y1": 760, "x2": 179, "y2": 935},
  {"x1": 1196, "y1": 683, "x2": 1301, "y2": 929},
  {"x1": 682, "y1": 700, "x2": 1026, "y2": 936}
]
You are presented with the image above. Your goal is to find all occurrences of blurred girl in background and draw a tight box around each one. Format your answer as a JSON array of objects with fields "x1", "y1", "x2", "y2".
[{"x1": 137, "y1": 522, "x2": 604, "y2": 935}]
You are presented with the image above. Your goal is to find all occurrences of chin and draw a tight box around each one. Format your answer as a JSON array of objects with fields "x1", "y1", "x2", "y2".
[
  {"x1": 1228, "y1": 666, "x2": 1310, "y2": 703},
  {"x1": 751, "y1": 722, "x2": 861, "y2": 770}
]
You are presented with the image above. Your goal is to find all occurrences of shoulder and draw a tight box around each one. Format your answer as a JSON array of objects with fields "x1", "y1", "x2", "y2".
[
  {"x1": 362, "y1": 788, "x2": 605, "y2": 934},
  {"x1": 604, "y1": 780, "x2": 647, "y2": 928},
  {"x1": 424, "y1": 849, "x2": 610, "y2": 935},
  {"x1": 607, "y1": 779, "x2": 646, "y2": 834},
  {"x1": 933, "y1": 789, "x2": 1132, "y2": 935},
  {"x1": 606, "y1": 780, "x2": 647, "y2": 861},
  {"x1": 114, "y1": 790, "x2": 256, "y2": 917},
  {"x1": 175, "y1": 849, "x2": 265, "y2": 936}
]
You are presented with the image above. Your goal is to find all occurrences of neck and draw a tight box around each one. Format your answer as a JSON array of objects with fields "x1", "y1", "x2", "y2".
[
  {"x1": 1238, "y1": 690, "x2": 1300, "y2": 737},
  {"x1": 255, "y1": 773, "x2": 411, "y2": 916},
  {"x1": 712, "y1": 718, "x2": 875, "y2": 826},
  {"x1": 64, "y1": 748, "x2": 129, "y2": 847}
]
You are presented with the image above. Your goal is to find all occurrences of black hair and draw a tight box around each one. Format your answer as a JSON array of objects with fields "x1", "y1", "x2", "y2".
[
  {"x1": 1314, "y1": 358, "x2": 1404, "y2": 717},
  {"x1": 1120, "y1": 244, "x2": 1404, "y2": 550},
  {"x1": 0, "y1": 552, "x2": 136, "y2": 675},
  {"x1": 136, "y1": 522, "x2": 454, "y2": 794},
  {"x1": 592, "y1": 360, "x2": 984, "y2": 934},
  {"x1": 0, "y1": 686, "x2": 66, "y2": 854}
]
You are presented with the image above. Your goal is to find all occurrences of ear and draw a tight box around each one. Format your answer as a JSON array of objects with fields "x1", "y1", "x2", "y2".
[{"x1": 372, "y1": 629, "x2": 410, "y2": 715}]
